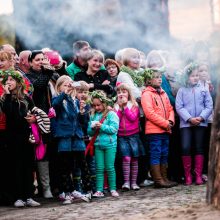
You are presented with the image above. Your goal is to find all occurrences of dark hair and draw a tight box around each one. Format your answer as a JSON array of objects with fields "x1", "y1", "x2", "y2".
[
  {"x1": 28, "y1": 50, "x2": 43, "y2": 62},
  {"x1": 73, "y1": 40, "x2": 90, "y2": 55}
]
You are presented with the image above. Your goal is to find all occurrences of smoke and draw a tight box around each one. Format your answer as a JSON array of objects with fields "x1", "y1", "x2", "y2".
[{"x1": 12, "y1": 0, "x2": 174, "y2": 58}]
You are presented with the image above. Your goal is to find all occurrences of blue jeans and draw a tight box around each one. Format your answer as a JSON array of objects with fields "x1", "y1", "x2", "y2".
[{"x1": 146, "y1": 133, "x2": 169, "y2": 165}]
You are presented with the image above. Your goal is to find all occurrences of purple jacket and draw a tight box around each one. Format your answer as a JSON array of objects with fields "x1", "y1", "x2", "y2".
[{"x1": 175, "y1": 84, "x2": 213, "y2": 128}]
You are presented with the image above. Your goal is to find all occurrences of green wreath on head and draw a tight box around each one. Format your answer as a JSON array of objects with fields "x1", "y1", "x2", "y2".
[
  {"x1": 89, "y1": 90, "x2": 116, "y2": 107},
  {"x1": 0, "y1": 69, "x2": 24, "y2": 85}
]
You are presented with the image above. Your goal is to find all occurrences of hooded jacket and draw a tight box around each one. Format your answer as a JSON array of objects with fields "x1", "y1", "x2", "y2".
[
  {"x1": 175, "y1": 84, "x2": 213, "y2": 128},
  {"x1": 141, "y1": 86, "x2": 174, "y2": 134}
]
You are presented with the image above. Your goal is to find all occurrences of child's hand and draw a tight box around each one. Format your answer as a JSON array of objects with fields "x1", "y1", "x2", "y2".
[
  {"x1": 24, "y1": 114, "x2": 36, "y2": 124},
  {"x1": 79, "y1": 100, "x2": 86, "y2": 113},
  {"x1": 94, "y1": 122, "x2": 102, "y2": 129},
  {"x1": 189, "y1": 117, "x2": 200, "y2": 126},
  {"x1": 3, "y1": 84, "x2": 10, "y2": 94},
  {"x1": 118, "y1": 96, "x2": 127, "y2": 107}
]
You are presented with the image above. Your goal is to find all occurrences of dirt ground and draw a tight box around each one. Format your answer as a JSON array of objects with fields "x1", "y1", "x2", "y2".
[{"x1": 0, "y1": 184, "x2": 220, "y2": 220}]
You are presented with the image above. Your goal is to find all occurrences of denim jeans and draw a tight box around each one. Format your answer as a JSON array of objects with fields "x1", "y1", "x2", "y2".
[
  {"x1": 146, "y1": 133, "x2": 169, "y2": 165},
  {"x1": 180, "y1": 126, "x2": 206, "y2": 156}
]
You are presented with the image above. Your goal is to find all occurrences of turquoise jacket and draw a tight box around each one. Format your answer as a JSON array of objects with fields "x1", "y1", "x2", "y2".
[
  {"x1": 87, "y1": 111, "x2": 119, "y2": 150},
  {"x1": 66, "y1": 61, "x2": 106, "y2": 80},
  {"x1": 66, "y1": 62, "x2": 83, "y2": 80}
]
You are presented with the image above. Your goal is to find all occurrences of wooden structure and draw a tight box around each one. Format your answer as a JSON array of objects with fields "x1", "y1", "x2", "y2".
[{"x1": 207, "y1": 84, "x2": 220, "y2": 208}]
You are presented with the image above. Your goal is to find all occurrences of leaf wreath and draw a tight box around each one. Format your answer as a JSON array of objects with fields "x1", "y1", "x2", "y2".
[{"x1": 120, "y1": 65, "x2": 145, "y2": 87}]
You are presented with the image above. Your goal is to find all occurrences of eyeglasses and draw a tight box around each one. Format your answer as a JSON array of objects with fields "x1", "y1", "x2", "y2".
[{"x1": 106, "y1": 65, "x2": 117, "y2": 70}]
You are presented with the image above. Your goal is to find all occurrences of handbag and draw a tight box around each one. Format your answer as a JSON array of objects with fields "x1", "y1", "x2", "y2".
[
  {"x1": 29, "y1": 123, "x2": 46, "y2": 160},
  {"x1": 47, "y1": 85, "x2": 56, "y2": 119},
  {"x1": 85, "y1": 115, "x2": 107, "y2": 156}
]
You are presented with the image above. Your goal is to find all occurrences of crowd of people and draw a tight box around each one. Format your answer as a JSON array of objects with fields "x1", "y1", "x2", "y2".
[{"x1": 0, "y1": 40, "x2": 216, "y2": 207}]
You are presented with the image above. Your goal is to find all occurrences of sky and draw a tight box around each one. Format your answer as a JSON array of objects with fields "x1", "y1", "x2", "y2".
[
  {"x1": 0, "y1": 0, "x2": 13, "y2": 15},
  {"x1": 0, "y1": 0, "x2": 215, "y2": 41}
]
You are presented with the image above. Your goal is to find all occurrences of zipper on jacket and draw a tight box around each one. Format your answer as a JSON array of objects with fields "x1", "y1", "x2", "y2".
[
  {"x1": 122, "y1": 110, "x2": 126, "y2": 135},
  {"x1": 158, "y1": 93, "x2": 167, "y2": 119},
  {"x1": 193, "y1": 88, "x2": 197, "y2": 116}
]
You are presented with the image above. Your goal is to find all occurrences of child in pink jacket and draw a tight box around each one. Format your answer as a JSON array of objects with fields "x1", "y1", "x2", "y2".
[{"x1": 114, "y1": 83, "x2": 145, "y2": 190}]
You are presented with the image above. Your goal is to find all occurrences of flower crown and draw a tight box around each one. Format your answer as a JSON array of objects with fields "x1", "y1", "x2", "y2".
[
  {"x1": 89, "y1": 90, "x2": 115, "y2": 106},
  {"x1": 184, "y1": 62, "x2": 198, "y2": 75},
  {"x1": 142, "y1": 68, "x2": 158, "y2": 82},
  {"x1": 0, "y1": 69, "x2": 24, "y2": 85}
]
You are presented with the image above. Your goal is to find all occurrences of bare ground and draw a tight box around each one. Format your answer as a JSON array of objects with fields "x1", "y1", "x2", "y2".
[{"x1": 0, "y1": 184, "x2": 220, "y2": 220}]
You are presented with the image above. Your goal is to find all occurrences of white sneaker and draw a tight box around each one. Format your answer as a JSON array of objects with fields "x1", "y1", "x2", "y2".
[
  {"x1": 43, "y1": 188, "x2": 53, "y2": 199},
  {"x1": 71, "y1": 190, "x2": 83, "y2": 199},
  {"x1": 14, "y1": 199, "x2": 26, "y2": 208},
  {"x1": 26, "y1": 198, "x2": 41, "y2": 207},
  {"x1": 139, "y1": 179, "x2": 154, "y2": 187},
  {"x1": 71, "y1": 190, "x2": 91, "y2": 202},
  {"x1": 63, "y1": 195, "x2": 72, "y2": 205},
  {"x1": 58, "y1": 192, "x2": 66, "y2": 201},
  {"x1": 131, "y1": 184, "x2": 140, "y2": 190}
]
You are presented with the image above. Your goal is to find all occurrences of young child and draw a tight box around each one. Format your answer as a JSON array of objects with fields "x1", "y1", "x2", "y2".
[
  {"x1": 87, "y1": 90, "x2": 119, "y2": 197},
  {"x1": 0, "y1": 70, "x2": 40, "y2": 207},
  {"x1": 52, "y1": 75, "x2": 91, "y2": 205},
  {"x1": 175, "y1": 63, "x2": 213, "y2": 185},
  {"x1": 114, "y1": 83, "x2": 145, "y2": 190},
  {"x1": 141, "y1": 68, "x2": 177, "y2": 188},
  {"x1": 75, "y1": 81, "x2": 96, "y2": 193}
]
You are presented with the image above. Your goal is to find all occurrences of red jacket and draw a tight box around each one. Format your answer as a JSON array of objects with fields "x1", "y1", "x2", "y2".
[{"x1": 141, "y1": 86, "x2": 174, "y2": 134}]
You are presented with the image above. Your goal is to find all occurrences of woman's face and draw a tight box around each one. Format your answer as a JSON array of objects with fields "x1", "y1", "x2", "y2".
[
  {"x1": 127, "y1": 54, "x2": 140, "y2": 70},
  {"x1": 0, "y1": 58, "x2": 13, "y2": 71},
  {"x1": 106, "y1": 64, "x2": 118, "y2": 77},
  {"x1": 92, "y1": 98, "x2": 105, "y2": 113},
  {"x1": 6, "y1": 76, "x2": 17, "y2": 91},
  {"x1": 188, "y1": 70, "x2": 200, "y2": 85},
  {"x1": 87, "y1": 55, "x2": 103, "y2": 73},
  {"x1": 30, "y1": 53, "x2": 44, "y2": 71}
]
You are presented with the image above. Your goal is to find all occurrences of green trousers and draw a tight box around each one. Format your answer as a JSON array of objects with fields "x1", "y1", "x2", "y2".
[{"x1": 95, "y1": 147, "x2": 116, "y2": 191}]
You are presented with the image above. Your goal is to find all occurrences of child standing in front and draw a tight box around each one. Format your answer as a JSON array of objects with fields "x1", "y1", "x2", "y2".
[
  {"x1": 175, "y1": 63, "x2": 213, "y2": 185},
  {"x1": 114, "y1": 83, "x2": 145, "y2": 190},
  {"x1": 52, "y1": 75, "x2": 90, "y2": 204},
  {"x1": 87, "y1": 90, "x2": 119, "y2": 197},
  {"x1": 141, "y1": 69, "x2": 177, "y2": 188},
  {"x1": 0, "y1": 70, "x2": 40, "y2": 207}
]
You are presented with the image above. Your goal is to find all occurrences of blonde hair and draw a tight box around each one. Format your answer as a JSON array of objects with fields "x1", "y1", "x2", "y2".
[
  {"x1": 146, "y1": 50, "x2": 166, "y2": 68},
  {"x1": 87, "y1": 49, "x2": 104, "y2": 63},
  {"x1": 76, "y1": 81, "x2": 90, "y2": 92},
  {"x1": 116, "y1": 83, "x2": 138, "y2": 106},
  {"x1": 55, "y1": 75, "x2": 76, "y2": 97},
  {"x1": 121, "y1": 48, "x2": 140, "y2": 66}
]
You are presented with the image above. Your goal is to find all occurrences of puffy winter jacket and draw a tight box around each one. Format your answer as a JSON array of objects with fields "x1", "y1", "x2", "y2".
[{"x1": 141, "y1": 86, "x2": 174, "y2": 134}]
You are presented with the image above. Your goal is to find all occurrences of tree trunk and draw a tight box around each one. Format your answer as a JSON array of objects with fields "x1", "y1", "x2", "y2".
[{"x1": 207, "y1": 84, "x2": 220, "y2": 208}]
